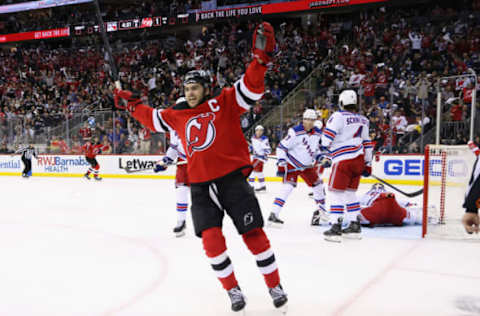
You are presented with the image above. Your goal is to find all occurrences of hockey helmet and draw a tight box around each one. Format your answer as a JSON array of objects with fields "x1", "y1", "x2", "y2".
[
  {"x1": 338, "y1": 89, "x2": 357, "y2": 109},
  {"x1": 183, "y1": 70, "x2": 211, "y2": 88},
  {"x1": 255, "y1": 125, "x2": 264, "y2": 131},
  {"x1": 371, "y1": 183, "x2": 385, "y2": 192},
  {"x1": 303, "y1": 109, "x2": 317, "y2": 120}
]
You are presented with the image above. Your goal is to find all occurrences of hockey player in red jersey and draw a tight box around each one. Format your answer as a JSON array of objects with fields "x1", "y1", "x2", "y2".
[
  {"x1": 113, "y1": 22, "x2": 287, "y2": 313},
  {"x1": 316, "y1": 183, "x2": 434, "y2": 227},
  {"x1": 358, "y1": 183, "x2": 426, "y2": 227},
  {"x1": 82, "y1": 136, "x2": 109, "y2": 181}
]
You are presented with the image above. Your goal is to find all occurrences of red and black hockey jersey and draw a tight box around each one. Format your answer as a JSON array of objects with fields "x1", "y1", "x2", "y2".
[
  {"x1": 82, "y1": 142, "x2": 109, "y2": 159},
  {"x1": 131, "y1": 59, "x2": 267, "y2": 184}
]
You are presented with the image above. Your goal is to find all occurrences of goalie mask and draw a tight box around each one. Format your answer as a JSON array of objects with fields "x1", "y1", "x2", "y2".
[{"x1": 371, "y1": 183, "x2": 386, "y2": 193}]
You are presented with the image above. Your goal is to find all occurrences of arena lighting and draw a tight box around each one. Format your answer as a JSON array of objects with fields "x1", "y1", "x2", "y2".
[{"x1": 0, "y1": 0, "x2": 92, "y2": 14}]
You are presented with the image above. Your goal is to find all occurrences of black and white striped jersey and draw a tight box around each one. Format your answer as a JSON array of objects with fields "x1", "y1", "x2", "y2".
[{"x1": 15, "y1": 146, "x2": 37, "y2": 160}]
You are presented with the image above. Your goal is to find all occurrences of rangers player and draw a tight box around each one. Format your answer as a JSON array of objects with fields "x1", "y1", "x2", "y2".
[
  {"x1": 269, "y1": 109, "x2": 327, "y2": 227},
  {"x1": 248, "y1": 125, "x2": 271, "y2": 192},
  {"x1": 321, "y1": 90, "x2": 374, "y2": 242},
  {"x1": 154, "y1": 128, "x2": 190, "y2": 237}
]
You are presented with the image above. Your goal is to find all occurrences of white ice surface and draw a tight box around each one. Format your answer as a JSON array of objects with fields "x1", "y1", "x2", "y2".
[{"x1": 0, "y1": 177, "x2": 479, "y2": 316}]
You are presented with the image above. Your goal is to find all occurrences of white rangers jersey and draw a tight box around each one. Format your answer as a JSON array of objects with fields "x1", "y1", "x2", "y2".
[
  {"x1": 251, "y1": 135, "x2": 271, "y2": 162},
  {"x1": 277, "y1": 124, "x2": 322, "y2": 169},
  {"x1": 165, "y1": 131, "x2": 187, "y2": 162},
  {"x1": 321, "y1": 110, "x2": 373, "y2": 164}
]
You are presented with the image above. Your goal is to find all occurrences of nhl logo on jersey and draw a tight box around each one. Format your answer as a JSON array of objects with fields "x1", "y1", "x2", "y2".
[
  {"x1": 244, "y1": 212, "x2": 254, "y2": 226},
  {"x1": 186, "y1": 112, "x2": 216, "y2": 156}
]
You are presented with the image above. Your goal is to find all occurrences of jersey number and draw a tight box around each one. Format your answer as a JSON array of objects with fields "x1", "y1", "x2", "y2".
[{"x1": 353, "y1": 126, "x2": 363, "y2": 138}]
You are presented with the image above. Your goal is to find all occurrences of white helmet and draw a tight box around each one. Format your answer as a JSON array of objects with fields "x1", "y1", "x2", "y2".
[
  {"x1": 338, "y1": 90, "x2": 357, "y2": 109},
  {"x1": 255, "y1": 125, "x2": 264, "y2": 131},
  {"x1": 303, "y1": 109, "x2": 317, "y2": 120},
  {"x1": 314, "y1": 120, "x2": 323, "y2": 129}
]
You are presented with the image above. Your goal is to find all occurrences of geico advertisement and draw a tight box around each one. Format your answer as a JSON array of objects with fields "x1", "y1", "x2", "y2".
[{"x1": 375, "y1": 155, "x2": 470, "y2": 181}]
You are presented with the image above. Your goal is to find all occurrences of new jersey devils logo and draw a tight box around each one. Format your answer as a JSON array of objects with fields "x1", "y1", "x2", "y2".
[{"x1": 185, "y1": 113, "x2": 216, "y2": 156}]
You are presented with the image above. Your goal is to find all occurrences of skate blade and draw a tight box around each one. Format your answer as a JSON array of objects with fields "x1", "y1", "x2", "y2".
[
  {"x1": 277, "y1": 304, "x2": 288, "y2": 315},
  {"x1": 324, "y1": 235, "x2": 342, "y2": 243},
  {"x1": 343, "y1": 233, "x2": 362, "y2": 240},
  {"x1": 233, "y1": 308, "x2": 246, "y2": 315},
  {"x1": 267, "y1": 221, "x2": 284, "y2": 229},
  {"x1": 175, "y1": 231, "x2": 186, "y2": 238}
]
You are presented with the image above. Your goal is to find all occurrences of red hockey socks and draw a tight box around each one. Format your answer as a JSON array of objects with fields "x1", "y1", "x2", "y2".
[
  {"x1": 242, "y1": 228, "x2": 280, "y2": 289},
  {"x1": 202, "y1": 227, "x2": 238, "y2": 291}
]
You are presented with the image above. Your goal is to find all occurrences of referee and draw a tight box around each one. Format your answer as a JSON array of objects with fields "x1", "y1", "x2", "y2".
[
  {"x1": 15, "y1": 144, "x2": 37, "y2": 178},
  {"x1": 462, "y1": 141, "x2": 480, "y2": 234}
]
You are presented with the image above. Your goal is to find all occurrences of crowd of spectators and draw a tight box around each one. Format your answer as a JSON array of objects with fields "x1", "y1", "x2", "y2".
[
  {"x1": 255, "y1": 2, "x2": 480, "y2": 153},
  {"x1": 1, "y1": 0, "x2": 480, "y2": 155},
  {"x1": 0, "y1": 17, "x2": 326, "y2": 154}
]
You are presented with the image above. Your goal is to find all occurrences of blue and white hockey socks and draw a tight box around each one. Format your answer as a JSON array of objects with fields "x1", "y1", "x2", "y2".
[
  {"x1": 345, "y1": 189, "x2": 361, "y2": 223},
  {"x1": 175, "y1": 185, "x2": 189, "y2": 222},
  {"x1": 328, "y1": 189, "x2": 345, "y2": 223},
  {"x1": 272, "y1": 183, "x2": 294, "y2": 216},
  {"x1": 312, "y1": 181, "x2": 326, "y2": 212}
]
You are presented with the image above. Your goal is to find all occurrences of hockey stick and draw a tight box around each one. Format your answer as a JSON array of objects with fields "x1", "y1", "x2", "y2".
[
  {"x1": 123, "y1": 160, "x2": 187, "y2": 174},
  {"x1": 93, "y1": 0, "x2": 121, "y2": 90},
  {"x1": 371, "y1": 174, "x2": 423, "y2": 198}
]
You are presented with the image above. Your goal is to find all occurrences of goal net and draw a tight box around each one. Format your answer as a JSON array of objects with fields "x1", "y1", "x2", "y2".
[{"x1": 423, "y1": 144, "x2": 478, "y2": 239}]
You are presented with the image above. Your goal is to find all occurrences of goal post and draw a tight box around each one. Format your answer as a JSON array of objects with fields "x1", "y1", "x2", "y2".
[{"x1": 422, "y1": 144, "x2": 478, "y2": 239}]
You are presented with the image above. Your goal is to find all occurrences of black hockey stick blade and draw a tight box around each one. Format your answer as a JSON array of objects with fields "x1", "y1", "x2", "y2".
[
  {"x1": 124, "y1": 167, "x2": 152, "y2": 174},
  {"x1": 123, "y1": 160, "x2": 187, "y2": 174},
  {"x1": 371, "y1": 174, "x2": 423, "y2": 198}
]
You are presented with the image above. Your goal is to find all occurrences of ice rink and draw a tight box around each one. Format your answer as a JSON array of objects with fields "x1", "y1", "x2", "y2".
[{"x1": 1, "y1": 176, "x2": 479, "y2": 316}]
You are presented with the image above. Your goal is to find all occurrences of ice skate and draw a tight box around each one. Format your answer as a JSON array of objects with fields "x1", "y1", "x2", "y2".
[
  {"x1": 342, "y1": 219, "x2": 362, "y2": 239},
  {"x1": 324, "y1": 218, "x2": 343, "y2": 242},
  {"x1": 311, "y1": 209, "x2": 329, "y2": 226},
  {"x1": 173, "y1": 220, "x2": 186, "y2": 237},
  {"x1": 255, "y1": 186, "x2": 267, "y2": 193},
  {"x1": 268, "y1": 212, "x2": 284, "y2": 228},
  {"x1": 93, "y1": 175, "x2": 102, "y2": 181},
  {"x1": 269, "y1": 284, "x2": 288, "y2": 313},
  {"x1": 227, "y1": 286, "x2": 246, "y2": 313},
  {"x1": 84, "y1": 173, "x2": 90, "y2": 180}
]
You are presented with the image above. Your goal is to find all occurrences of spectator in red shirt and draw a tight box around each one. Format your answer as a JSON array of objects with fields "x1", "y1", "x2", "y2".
[
  {"x1": 79, "y1": 122, "x2": 92, "y2": 143},
  {"x1": 450, "y1": 101, "x2": 464, "y2": 122}
]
